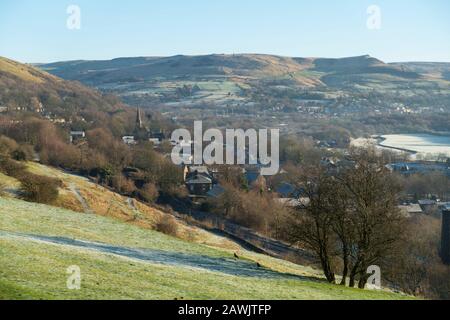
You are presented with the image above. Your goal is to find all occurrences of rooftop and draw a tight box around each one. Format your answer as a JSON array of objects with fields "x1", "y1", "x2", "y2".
[
  {"x1": 186, "y1": 174, "x2": 212, "y2": 185},
  {"x1": 399, "y1": 204, "x2": 423, "y2": 214},
  {"x1": 418, "y1": 199, "x2": 437, "y2": 206}
]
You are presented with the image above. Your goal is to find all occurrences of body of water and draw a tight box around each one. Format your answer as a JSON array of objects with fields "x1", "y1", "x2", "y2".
[{"x1": 379, "y1": 134, "x2": 450, "y2": 158}]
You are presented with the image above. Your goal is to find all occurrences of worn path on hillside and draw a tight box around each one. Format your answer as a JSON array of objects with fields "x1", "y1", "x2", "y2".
[
  {"x1": 126, "y1": 197, "x2": 141, "y2": 220},
  {"x1": 68, "y1": 183, "x2": 93, "y2": 214},
  {"x1": 0, "y1": 230, "x2": 314, "y2": 281}
]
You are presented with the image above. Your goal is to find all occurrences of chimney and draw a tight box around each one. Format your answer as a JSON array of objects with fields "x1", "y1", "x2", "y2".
[{"x1": 441, "y1": 205, "x2": 450, "y2": 265}]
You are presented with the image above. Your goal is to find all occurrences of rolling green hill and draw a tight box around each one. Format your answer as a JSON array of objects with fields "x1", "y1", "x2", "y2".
[
  {"x1": 0, "y1": 196, "x2": 412, "y2": 300},
  {"x1": 0, "y1": 162, "x2": 413, "y2": 300},
  {"x1": 40, "y1": 54, "x2": 423, "y2": 87},
  {"x1": 40, "y1": 54, "x2": 320, "y2": 85},
  {"x1": 37, "y1": 54, "x2": 450, "y2": 109}
]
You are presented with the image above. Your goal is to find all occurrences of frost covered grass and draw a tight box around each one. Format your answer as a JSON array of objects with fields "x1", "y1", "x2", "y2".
[{"x1": 0, "y1": 197, "x2": 413, "y2": 300}]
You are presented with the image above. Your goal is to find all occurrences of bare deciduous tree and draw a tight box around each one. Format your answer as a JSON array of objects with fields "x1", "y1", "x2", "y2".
[{"x1": 286, "y1": 149, "x2": 406, "y2": 289}]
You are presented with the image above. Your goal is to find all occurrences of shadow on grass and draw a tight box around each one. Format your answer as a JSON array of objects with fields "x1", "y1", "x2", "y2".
[{"x1": 0, "y1": 231, "x2": 321, "y2": 282}]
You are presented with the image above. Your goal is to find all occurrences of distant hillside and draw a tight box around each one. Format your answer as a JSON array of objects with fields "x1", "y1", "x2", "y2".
[
  {"x1": 0, "y1": 57, "x2": 125, "y2": 119},
  {"x1": 37, "y1": 54, "x2": 449, "y2": 109},
  {"x1": 40, "y1": 54, "x2": 319, "y2": 84},
  {"x1": 41, "y1": 54, "x2": 423, "y2": 87},
  {"x1": 390, "y1": 62, "x2": 450, "y2": 81},
  {"x1": 314, "y1": 55, "x2": 422, "y2": 87}
]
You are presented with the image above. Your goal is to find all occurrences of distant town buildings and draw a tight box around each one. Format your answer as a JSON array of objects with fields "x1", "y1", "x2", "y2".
[
  {"x1": 387, "y1": 162, "x2": 450, "y2": 177},
  {"x1": 122, "y1": 108, "x2": 167, "y2": 146},
  {"x1": 398, "y1": 204, "x2": 423, "y2": 217},
  {"x1": 69, "y1": 131, "x2": 86, "y2": 144},
  {"x1": 122, "y1": 136, "x2": 137, "y2": 145}
]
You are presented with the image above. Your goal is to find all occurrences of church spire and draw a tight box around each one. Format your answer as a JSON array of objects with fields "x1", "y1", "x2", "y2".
[{"x1": 136, "y1": 107, "x2": 143, "y2": 130}]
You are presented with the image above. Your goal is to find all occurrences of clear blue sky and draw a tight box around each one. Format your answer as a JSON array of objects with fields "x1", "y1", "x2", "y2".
[{"x1": 0, "y1": 0, "x2": 449, "y2": 63}]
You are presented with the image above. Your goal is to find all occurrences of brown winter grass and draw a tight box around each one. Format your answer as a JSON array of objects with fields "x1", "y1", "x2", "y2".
[{"x1": 5, "y1": 162, "x2": 241, "y2": 250}]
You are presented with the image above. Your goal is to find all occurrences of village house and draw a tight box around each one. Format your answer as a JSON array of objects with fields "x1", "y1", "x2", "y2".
[
  {"x1": 183, "y1": 166, "x2": 215, "y2": 197},
  {"x1": 122, "y1": 136, "x2": 137, "y2": 145},
  {"x1": 51, "y1": 117, "x2": 67, "y2": 124},
  {"x1": 185, "y1": 171, "x2": 213, "y2": 196},
  {"x1": 150, "y1": 131, "x2": 166, "y2": 143},
  {"x1": 398, "y1": 204, "x2": 424, "y2": 217},
  {"x1": 274, "y1": 182, "x2": 309, "y2": 208},
  {"x1": 69, "y1": 131, "x2": 86, "y2": 144},
  {"x1": 419, "y1": 199, "x2": 438, "y2": 214},
  {"x1": 275, "y1": 182, "x2": 303, "y2": 199}
]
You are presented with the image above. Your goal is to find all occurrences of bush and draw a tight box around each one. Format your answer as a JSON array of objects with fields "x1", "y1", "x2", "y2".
[
  {"x1": 0, "y1": 136, "x2": 19, "y2": 156},
  {"x1": 139, "y1": 182, "x2": 159, "y2": 203},
  {"x1": 0, "y1": 181, "x2": 7, "y2": 196},
  {"x1": 0, "y1": 157, "x2": 26, "y2": 177},
  {"x1": 39, "y1": 141, "x2": 80, "y2": 169},
  {"x1": 11, "y1": 144, "x2": 34, "y2": 162},
  {"x1": 155, "y1": 215, "x2": 179, "y2": 237},
  {"x1": 19, "y1": 173, "x2": 61, "y2": 204},
  {"x1": 11, "y1": 149, "x2": 28, "y2": 161},
  {"x1": 111, "y1": 174, "x2": 136, "y2": 195}
]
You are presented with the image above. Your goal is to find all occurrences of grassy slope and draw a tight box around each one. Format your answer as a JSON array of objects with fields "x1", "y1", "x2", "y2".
[
  {"x1": 0, "y1": 56, "x2": 123, "y2": 117},
  {"x1": 0, "y1": 196, "x2": 412, "y2": 300},
  {"x1": 0, "y1": 162, "x2": 412, "y2": 300},
  {"x1": 23, "y1": 162, "x2": 242, "y2": 250},
  {"x1": 0, "y1": 57, "x2": 50, "y2": 83}
]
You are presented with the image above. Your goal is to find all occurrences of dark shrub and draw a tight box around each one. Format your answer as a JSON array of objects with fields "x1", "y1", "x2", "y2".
[
  {"x1": 20, "y1": 173, "x2": 61, "y2": 204},
  {"x1": 11, "y1": 149, "x2": 27, "y2": 161},
  {"x1": 200, "y1": 201, "x2": 212, "y2": 212},
  {"x1": 155, "y1": 215, "x2": 178, "y2": 237},
  {"x1": 0, "y1": 136, "x2": 19, "y2": 156},
  {"x1": 0, "y1": 157, "x2": 26, "y2": 177},
  {"x1": 111, "y1": 174, "x2": 136, "y2": 195},
  {"x1": 11, "y1": 144, "x2": 35, "y2": 161},
  {"x1": 139, "y1": 182, "x2": 159, "y2": 203}
]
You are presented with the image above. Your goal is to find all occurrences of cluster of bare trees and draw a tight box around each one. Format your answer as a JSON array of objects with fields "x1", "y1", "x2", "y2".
[
  {"x1": 208, "y1": 181, "x2": 288, "y2": 235},
  {"x1": 0, "y1": 118, "x2": 185, "y2": 203},
  {"x1": 284, "y1": 149, "x2": 406, "y2": 288},
  {"x1": 205, "y1": 165, "x2": 288, "y2": 236},
  {"x1": 398, "y1": 172, "x2": 450, "y2": 203}
]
